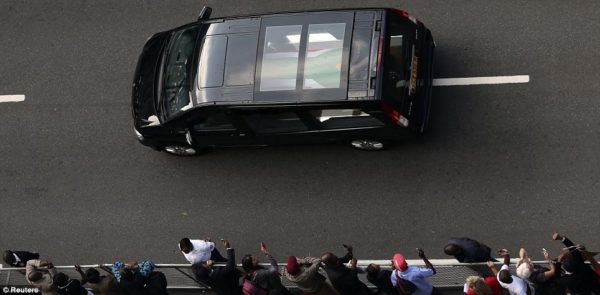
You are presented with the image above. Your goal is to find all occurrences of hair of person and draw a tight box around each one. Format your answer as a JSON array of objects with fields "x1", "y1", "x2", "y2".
[
  {"x1": 466, "y1": 276, "x2": 480, "y2": 287},
  {"x1": 320, "y1": 252, "x2": 336, "y2": 266},
  {"x1": 85, "y1": 268, "x2": 101, "y2": 284},
  {"x1": 498, "y1": 270, "x2": 513, "y2": 284},
  {"x1": 472, "y1": 278, "x2": 493, "y2": 295},
  {"x1": 53, "y1": 272, "x2": 69, "y2": 287},
  {"x1": 516, "y1": 263, "x2": 532, "y2": 279},
  {"x1": 27, "y1": 271, "x2": 43, "y2": 282},
  {"x1": 2, "y1": 250, "x2": 15, "y2": 265},
  {"x1": 242, "y1": 254, "x2": 254, "y2": 272},
  {"x1": 179, "y1": 238, "x2": 192, "y2": 249},
  {"x1": 365, "y1": 264, "x2": 380, "y2": 279},
  {"x1": 148, "y1": 271, "x2": 167, "y2": 286},
  {"x1": 120, "y1": 269, "x2": 134, "y2": 282}
]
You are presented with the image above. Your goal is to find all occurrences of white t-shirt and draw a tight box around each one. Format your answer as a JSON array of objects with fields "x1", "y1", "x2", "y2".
[
  {"x1": 180, "y1": 239, "x2": 215, "y2": 264},
  {"x1": 497, "y1": 264, "x2": 533, "y2": 295}
]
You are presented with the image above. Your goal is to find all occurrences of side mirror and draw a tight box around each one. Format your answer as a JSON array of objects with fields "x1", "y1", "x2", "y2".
[{"x1": 198, "y1": 6, "x2": 212, "y2": 21}]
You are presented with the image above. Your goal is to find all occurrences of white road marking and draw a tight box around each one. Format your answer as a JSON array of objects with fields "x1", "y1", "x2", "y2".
[
  {"x1": 0, "y1": 76, "x2": 528, "y2": 103},
  {"x1": 0, "y1": 95, "x2": 25, "y2": 103},
  {"x1": 351, "y1": 258, "x2": 523, "y2": 266},
  {"x1": 432, "y1": 75, "x2": 529, "y2": 86}
]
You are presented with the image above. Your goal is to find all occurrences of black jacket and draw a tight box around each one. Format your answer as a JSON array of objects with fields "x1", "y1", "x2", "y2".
[
  {"x1": 56, "y1": 279, "x2": 88, "y2": 295},
  {"x1": 556, "y1": 237, "x2": 600, "y2": 295},
  {"x1": 119, "y1": 279, "x2": 150, "y2": 295},
  {"x1": 323, "y1": 252, "x2": 371, "y2": 295},
  {"x1": 193, "y1": 248, "x2": 242, "y2": 295},
  {"x1": 447, "y1": 237, "x2": 494, "y2": 263},
  {"x1": 8, "y1": 251, "x2": 40, "y2": 267},
  {"x1": 367, "y1": 269, "x2": 397, "y2": 295},
  {"x1": 367, "y1": 269, "x2": 416, "y2": 295}
]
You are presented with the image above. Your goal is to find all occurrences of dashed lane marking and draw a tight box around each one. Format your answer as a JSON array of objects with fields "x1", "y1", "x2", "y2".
[
  {"x1": 0, "y1": 76, "x2": 529, "y2": 103},
  {"x1": 0, "y1": 95, "x2": 25, "y2": 103},
  {"x1": 432, "y1": 75, "x2": 530, "y2": 86}
]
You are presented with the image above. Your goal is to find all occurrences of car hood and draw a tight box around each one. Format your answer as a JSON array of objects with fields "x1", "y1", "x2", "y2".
[{"x1": 132, "y1": 31, "x2": 170, "y2": 128}]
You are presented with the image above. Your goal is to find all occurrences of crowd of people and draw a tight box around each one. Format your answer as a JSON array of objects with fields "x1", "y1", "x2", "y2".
[{"x1": 3, "y1": 232, "x2": 600, "y2": 295}]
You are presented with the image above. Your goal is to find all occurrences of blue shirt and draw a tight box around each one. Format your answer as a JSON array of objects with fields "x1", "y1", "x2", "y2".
[{"x1": 391, "y1": 266, "x2": 434, "y2": 295}]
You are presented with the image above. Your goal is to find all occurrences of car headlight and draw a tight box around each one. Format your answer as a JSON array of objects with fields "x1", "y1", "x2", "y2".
[{"x1": 134, "y1": 128, "x2": 144, "y2": 141}]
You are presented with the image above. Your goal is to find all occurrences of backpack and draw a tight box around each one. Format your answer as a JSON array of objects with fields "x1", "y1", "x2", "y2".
[
  {"x1": 242, "y1": 272, "x2": 269, "y2": 295},
  {"x1": 395, "y1": 272, "x2": 417, "y2": 295}
]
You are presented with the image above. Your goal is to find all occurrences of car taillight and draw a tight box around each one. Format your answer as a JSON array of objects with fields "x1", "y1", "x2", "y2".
[
  {"x1": 392, "y1": 9, "x2": 418, "y2": 24},
  {"x1": 382, "y1": 102, "x2": 409, "y2": 127},
  {"x1": 376, "y1": 36, "x2": 384, "y2": 70}
]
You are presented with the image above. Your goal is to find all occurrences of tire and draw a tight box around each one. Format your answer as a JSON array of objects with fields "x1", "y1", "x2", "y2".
[
  {"x1": 349, "y1": 139, "x2": 389, "y2": 151},
  {"x1": 162, "y1": 144, "x2": 198, "y2": 156}
]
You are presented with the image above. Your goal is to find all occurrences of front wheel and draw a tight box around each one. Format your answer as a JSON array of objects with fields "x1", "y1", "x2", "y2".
[
  {"x1": 348, "y1": 139, "x2": 389, "y2": 151},
  {"x1": 162, "y1": 144, "x2": 198, "y2": 156}
]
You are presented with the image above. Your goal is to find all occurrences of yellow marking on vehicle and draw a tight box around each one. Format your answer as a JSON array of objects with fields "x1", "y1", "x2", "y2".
[{"x1": 409, "y1": 55, "x2": 419, "y2": 93}]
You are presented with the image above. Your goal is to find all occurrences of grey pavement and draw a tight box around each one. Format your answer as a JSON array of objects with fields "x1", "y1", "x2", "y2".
[{"x1": 0, "y1": 0, "x2": 599, "y2": 269}]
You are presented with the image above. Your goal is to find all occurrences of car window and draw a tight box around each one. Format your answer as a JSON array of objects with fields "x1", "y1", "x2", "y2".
[
  {"x1": 259, "y1": 25, "x2": 303, "y2": 91},
  {"x1": 161, "y1": 26, "x2": 199, "y2": 119},
  {"x1": 243, "y1": 112, "x2": 308, "y2": 134},
  {"x1": 198, "y1": 35, "x2": 227, "y2": 88},
  {"x1": 303, "y1": 23, "x2": 346, "y2": 89},
  {"x1": 309, "y1": 109, "x2": 384, "y2": 129},
  {"x1": 383, "y1": 12, "x2": 415, "y2": 101},
  {"x1": 255, "y1": 13, "x2": 353, "y2": 102},
  {"x1": 224, "y1": 34, "x2": 258, "y2": 86}
]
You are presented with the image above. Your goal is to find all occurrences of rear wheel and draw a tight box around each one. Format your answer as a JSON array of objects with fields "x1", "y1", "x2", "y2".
[
  {"x1": 349, "y1": 139, "x2": 389, "y2": 151},
  {"x1": 162, "y1": 144, "x2": 198, "y2": 156}
]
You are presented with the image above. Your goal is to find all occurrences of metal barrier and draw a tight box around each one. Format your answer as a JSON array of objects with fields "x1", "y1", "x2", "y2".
[{"x1": 0, "y1": 258, "x2": 541, "y2": 291}]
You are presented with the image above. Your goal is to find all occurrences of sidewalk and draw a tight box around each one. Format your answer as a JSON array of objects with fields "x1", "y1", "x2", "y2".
[
  {"x1": 167, "y1": 288, "x2": 466, "y2": 295},
  {"x1": 2, "y1": 259, "x2": 534, "y2": 294}
]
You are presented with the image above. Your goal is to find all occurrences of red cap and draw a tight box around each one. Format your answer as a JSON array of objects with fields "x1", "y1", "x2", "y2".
[
  {"x1": 286, "y1": 256, "x2": 300, "y2": 275},
  {"x1": 392, "y1": 253, "x2": 408, "y2": 271}
]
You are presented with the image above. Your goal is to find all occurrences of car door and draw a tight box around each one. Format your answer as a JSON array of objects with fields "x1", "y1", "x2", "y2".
[
  {"x1": 189, "y1": 110, "x2": 257, "y2": 147},
  {"x1": 238, "y1": 109, "x2": 324, "y2": 145}
]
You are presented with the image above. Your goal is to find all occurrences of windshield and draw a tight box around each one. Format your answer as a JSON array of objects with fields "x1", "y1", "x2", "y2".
[{"x1": 160, "y1": 26, "x2": 200, "y2": 120}]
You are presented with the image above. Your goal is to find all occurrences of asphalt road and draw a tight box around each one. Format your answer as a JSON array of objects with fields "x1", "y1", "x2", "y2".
[{"x1": 1, "y1": 0, "x2": 599, "y2": 268}]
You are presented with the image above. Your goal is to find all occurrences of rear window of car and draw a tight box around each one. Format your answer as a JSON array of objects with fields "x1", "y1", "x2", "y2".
[
  {"x1": 382, "y1": 12, "x2": 417, "y2": 104},
  {"x1": 385, "y1": 13, "x2": 415, "y2": 83}
]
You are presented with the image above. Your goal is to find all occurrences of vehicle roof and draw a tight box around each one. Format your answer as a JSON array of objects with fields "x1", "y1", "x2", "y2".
[
  {"x1": 190, "y1": 8, "x2": 384, "y2": 108},
  {"x1": 205, "y1": 7, "x2": 389, "y2": 21}
]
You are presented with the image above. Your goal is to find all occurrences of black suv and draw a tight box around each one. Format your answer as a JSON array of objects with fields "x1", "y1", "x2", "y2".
[{"x1": 132, "y1": 7, "x2": 434, "y2": 155}]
